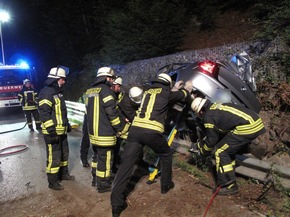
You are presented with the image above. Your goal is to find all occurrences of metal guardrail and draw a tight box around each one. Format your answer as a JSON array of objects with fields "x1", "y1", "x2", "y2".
[
  {"x1": 65, "y1": 101, "x2": 86, "y2": 126},
  {"x1": 66, "y1": 100, "x2": 290, "y2": 188}
]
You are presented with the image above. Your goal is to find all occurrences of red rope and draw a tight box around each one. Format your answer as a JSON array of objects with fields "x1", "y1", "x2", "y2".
[
  {"x1": 0, "y1": 145, "x2": 28, "y2": 156},
  {"x1": 203, "y1": 185, "x2": 221, "y2": 217}
]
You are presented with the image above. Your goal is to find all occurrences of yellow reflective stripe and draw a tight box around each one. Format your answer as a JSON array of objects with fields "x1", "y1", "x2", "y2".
[
  {"x1": 132, "y1": 116, "x2": 164, "y2": 133},
  {"x1": 55, "y1": 97, "x2": 63, "y2": 126},
  {"x1": 91, "y1": 162, "x2": 97, "y2": 168},
  {"x1": 46, "y1": 144, "x2": 60, "y2": 174},
  {"x1": 103, "y1": 95, "x2": 114, "y2": 103},
  {"x1": 96, "y1": 150, "x2": 111, "y2": 178},
  {"x1": 234, "y1": 118, "x2": 264, "y2": 135},
  {"x1": 106, "y1": 150, "x2": 111, "y2": 177},
  {"x1": 203, "y1": 143, "x2": 213, "y2": 151},
  {"x1": 90, "y1": 135, "x2": 116, "y2": 146},
  {"x1": 221, "y1": 164, "x2": 234, "y2": 173},
  {"x1": 92, "y1": 96, "x2": 100, "y2": 137},
  {"x1": 213, "y1": 104, "x2": 255, "y2": 123},
  {"x1": 39, "y1": 99, "x2": 52, "y2": 107},
  {"x1": 60, "y1": 161, "x2": 68, "y2": 166},
  {"x1": 111, "y1": 117, "x2": 121, "y2": 126},
  {"x1": 43, "y1": 119, "x2": 54, "y2": 128},
  {"x1": 204, "y1": 123, "x2": 214, "y2": 129},
  {"x1": 215, "y1": 143, "x2": 229, "y2": 172},
  {"x1": 23, "y1": 105, "x2": 37, "y2": 110},
  {"x1": 181, "y1": 89, "x2": 187, "y2": 98}
]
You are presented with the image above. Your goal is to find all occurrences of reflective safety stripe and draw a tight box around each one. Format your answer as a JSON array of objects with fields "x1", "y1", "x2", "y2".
[
  {"x1": 91, "y1": 162, "x2": 97, "y2": 168},
  {"x1": 220, "y1": 164, "x2": 234, "y2": 173},
  {"x1": 60, "y1": 161, "x2": 68, "y2": 167},
  {"x1": 46, "y1": 144, "x2": 60, "y2": 174},
  {"x1": 132, "y1": 116, "x2": 164, "y2": 133},
  {"x1": 90, "y1": 135, "x2": 116, "y2": 146},
  {"x1": 43, "y1": 119, "x2": 54, "y2": 128},
  {"x1": 215, "y1": 143, "x2": 229, "y2": 172},
  {"x1": 39, "y1": 99, "x2": 52, "y2": 107},
  {"x1": 55, "y1": 97, "x2": 63, "y2": 126},
  {"x1": 103, "y1": 95, "x2": 114, "y2": 103},
  {"x1": 111, "y1": 117, "x2": 121, "y2": 126},
  {"x1": 203, "y1": 143, "x2": 213, "y2": 151},
  {"x1": 23, "y1": 105, "x2": 37, "y2": 110},
  {"x1": 204, "y1": 123, "x2": 214, "y2": 129},
  {"x1": 233, "y1": 118, "x2": 264, "y2": 135},
  {"x1": 96, "y1": 150, "x2": 112, "y2": 178}
]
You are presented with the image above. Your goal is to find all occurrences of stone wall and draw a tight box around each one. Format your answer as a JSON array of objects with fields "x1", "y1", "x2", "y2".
[{"x1": 117, "y1": 38, "x2": 288, "y2": 86}]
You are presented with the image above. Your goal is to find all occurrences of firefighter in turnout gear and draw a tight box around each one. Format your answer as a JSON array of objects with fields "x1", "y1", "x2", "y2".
[
  {"x1": 85, "y1": 67, "x2": 128, "y2": 193},
  {"x1": 38, "y1": 66, "x2": 75, "y2": 191},
  {"x1": 191, "y1": 97, "x2": 266, "y2": 195},
  {"x1": 111, "y1": 73, "x2": 191, "y2": 217},
  {"x1": 18, "y1": 79, "x2": 42, "y2": 131}
]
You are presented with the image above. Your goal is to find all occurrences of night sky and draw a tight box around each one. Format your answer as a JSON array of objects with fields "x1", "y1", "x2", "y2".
[{"x1": 0, "y1": 1, "x2": 37, "y2": 66}]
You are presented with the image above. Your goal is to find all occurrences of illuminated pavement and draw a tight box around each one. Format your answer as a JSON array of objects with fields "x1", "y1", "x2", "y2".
[{"x1": 0, "y1": 108, "x2": 91, "y2": 203}]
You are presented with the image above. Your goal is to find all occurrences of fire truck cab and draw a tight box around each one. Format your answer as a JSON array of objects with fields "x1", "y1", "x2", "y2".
[{"x1": 0, "y1": 64, "x2": 36, "y2": 108}]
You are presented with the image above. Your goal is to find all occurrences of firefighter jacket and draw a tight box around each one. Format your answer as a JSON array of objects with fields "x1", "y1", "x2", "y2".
[
  {"x1": 117, "y1": 92, "x2": 139, "y2": 123},
  {"x1": 18, "y1": 85, "x2": 38, "y2": 110},
  {"x1": 132, "y1": 80, "x2": 188, "y2": 134},
  {"x1": 202, "y1": 101, "x2": 266, "y2": 150},
  {"x1": 85, "y1": 77, "x2": 126, "y2": 147},
  {"x1": 38, "y1": 78, "x2": 69, "y2": 135}
]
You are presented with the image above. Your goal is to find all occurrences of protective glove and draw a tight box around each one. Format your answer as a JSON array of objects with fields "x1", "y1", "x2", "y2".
[
  {"x1": 184, "y1": 80, "x2": 193, "y2": 93},
  {"x1": 117, "y1": 122, "x2": 131, "y2": 137},
  {"x1": 197, "y1": 141, "x2": 212, "y2": 157},
  {"x1": 171, "y1": 80, "x2": 184, "y2": 92}
]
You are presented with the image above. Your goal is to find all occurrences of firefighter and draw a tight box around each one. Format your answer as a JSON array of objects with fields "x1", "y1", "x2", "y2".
[
  {"x1": 112, "y1": 82, "x2": 144, "y2": 173},
  {"x1": 85, "y1": 67, "x2": 129, "y2": 193},
  {"x1": 191, "y1": 97, "x2": 266, "y2": 195},
  {"x1": 111, "y1": 73, "x2": 192, "y2": 217},
  {"x1": 38, "y1": 66, "x2": 75, "y2": 191},
  {"x1": 80, "y1": 113, "x2": 90, "y2": 167},
  {"x1": 18, "y1": 79, "x2": 42, "y2": 131}
]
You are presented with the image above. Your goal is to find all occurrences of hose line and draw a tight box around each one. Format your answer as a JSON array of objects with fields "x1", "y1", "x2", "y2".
[
  {"x1": 0, "y1": 123, "x2": 27, "y2": 134},
  {"x1": 203, "y1": 185, "x2": 221, "y2": 217}
]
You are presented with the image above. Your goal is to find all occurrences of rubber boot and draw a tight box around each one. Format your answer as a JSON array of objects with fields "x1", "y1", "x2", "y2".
[
  {"x1": 48, "y1": 173, "x2": 63, "y2": 190},
  {"x1": 97, "y1": 177, "x2": 111, "y2": 193}
]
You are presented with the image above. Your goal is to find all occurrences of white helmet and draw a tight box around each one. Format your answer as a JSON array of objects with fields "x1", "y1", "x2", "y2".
[
  {"x1": 97, "y1": 67, "x2": 115, "y2": 77},
  {"x1": 48, "y1": 66, "x2": 69, "y2": 79},
  {"x1": 129, "y1": 86, "x2": 143, "y2": 104},
  {"x1": 113, "y1": 76, "x2": 123, "y2": 85},
  {"x1": 23, "y1": 79, "x2": 31, "y2": 85},
  {"x1": 191, "y1": 97, "x2": 208, "y2": 113},
  {"x1": 157, "y1": 73, "x2": 172, "y2": 87}
]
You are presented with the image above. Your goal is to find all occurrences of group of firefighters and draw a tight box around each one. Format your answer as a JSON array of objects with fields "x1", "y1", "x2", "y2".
[{"x1": 18, "y1": 65, "x2": 265, "y2": 217}]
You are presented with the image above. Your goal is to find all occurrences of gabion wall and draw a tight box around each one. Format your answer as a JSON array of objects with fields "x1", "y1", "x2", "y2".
[{"x1": 117, "y1": 38, "x2": 288, "y2": 87}]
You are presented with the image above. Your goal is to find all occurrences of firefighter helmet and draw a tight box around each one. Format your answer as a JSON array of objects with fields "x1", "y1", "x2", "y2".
[
  {"x1": 191, "y1": 97, "x2": 208, "y2": 113},
  {"x1": 129, "y1": 86, "x2": 143, "y2": 104},
  {"x1": 23, "y1": 79, "x2": 31, "y2": 85},
  {"x1": 48, "y1": 66, "x2": 69, "y2": 79},
  {"x1": 113, "y1": 76, "x2": 123, "y2": 86},
  {"x1": 97, "y1": 67, "x2": 115, "y2": 77},
  {"x1": 157, "y1": 73, "x2": 172, "y2": 87}
]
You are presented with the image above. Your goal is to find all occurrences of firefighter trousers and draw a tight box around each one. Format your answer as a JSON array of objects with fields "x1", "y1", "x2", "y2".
[
  {"x1": 111, "y1": 127, "x2": 173, "y2": 207},
  {"x1": 24, "y1": 109, "x2": 41, "y2": 129},
  {"x1": 44, "y1": 134, "x2": 69, "y2": 185},
  {"x1": 91, "y1": 145, "x2": 114, "y2": 188},
  {"x1": 214, "y1": 132, "x2": 260, "y2": 186},
  {"x1": 80, "y1": 116, "x2": 90, "y2": 162}
]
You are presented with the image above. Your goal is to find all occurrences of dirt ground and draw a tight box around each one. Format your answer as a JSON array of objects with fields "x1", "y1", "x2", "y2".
[{"x1": 0, "y1": 152, "x2": 288, "y2": 217}]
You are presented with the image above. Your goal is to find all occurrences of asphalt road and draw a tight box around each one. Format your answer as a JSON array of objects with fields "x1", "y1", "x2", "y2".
[{"x1": 0, "y1": 107, "x2": 90, "y2": 203}]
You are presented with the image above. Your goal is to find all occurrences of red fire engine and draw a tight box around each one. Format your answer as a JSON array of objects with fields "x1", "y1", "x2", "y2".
[{"x1": 0, "y1": 64, "x2": 37, "y2": 108}]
